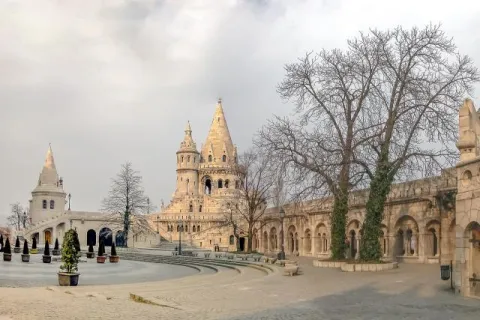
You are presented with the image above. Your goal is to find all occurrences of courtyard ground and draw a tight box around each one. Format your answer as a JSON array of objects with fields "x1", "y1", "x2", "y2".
[{"x1": 0, "y1": 256, "x2": 478, "y2": 320}]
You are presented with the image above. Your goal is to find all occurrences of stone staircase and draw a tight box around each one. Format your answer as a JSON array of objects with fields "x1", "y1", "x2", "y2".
[{"x1": 151, "y1": 239, "x2": 203, "y2": 252}]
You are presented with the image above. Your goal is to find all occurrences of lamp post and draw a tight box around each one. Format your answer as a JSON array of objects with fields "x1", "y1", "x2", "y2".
[
  {"x1": 279, "y1": 207, "x2": 286, "y2": 261},
  {"x1": 68, "y1": 193, "x2": 71, "y2": 211},
  {"x1": 178, "y1": 219, "x2": 182, "y2": 255}
]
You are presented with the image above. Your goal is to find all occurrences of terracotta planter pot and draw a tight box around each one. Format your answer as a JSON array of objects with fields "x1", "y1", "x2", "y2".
[
  {"x1": 97, "y1": 255, "x2": 106, "y2": 263},
  {"x1": 58, "y1": 273, "x2": 80, "y2": 286},
  {"x1": 30, "y1": 249, "x2": 38, "y2": 254},
  {"x1": 21, "y1": 254, "x2": 30, "y2": 263},
  {"x1": 109, "y1": 255, "x2": 119, "y2": 263},
  {"x1": 13, "y1": 247, "x2": 21, "y2": 254},
  {"x1": 3, "y1": 253, "x2": 12, "y2": 261},
  {"x1": 43, "y1": 255, "x2": 52, "y2": 263},
  {"x1": 52, "y1": 249, "x2": 61, "y2": 256},
  {"x1": 86, "y1": 252, "x2": 95, "y2": 259}
]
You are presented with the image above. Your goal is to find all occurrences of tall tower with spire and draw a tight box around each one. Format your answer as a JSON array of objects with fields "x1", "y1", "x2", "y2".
[
  {"x1": 174, "y1": 121, "x2": 200, "y2": 199},
  {"x1": 29, "y1": 144, "x2": 67, "y2": 224},
  {"x1": 199, "y1": 98, "x2": 241, "y2": 196}
]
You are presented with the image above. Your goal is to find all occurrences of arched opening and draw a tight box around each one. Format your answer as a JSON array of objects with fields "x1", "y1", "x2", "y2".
[
  {"x1": 181, "y1": 156, "x2": 184, "y2": 162},
  {"x1": 50, "y1": 200, "x2": 55, "y2": 209},
  {"x1": 222, "y1": 155, "x2": 227, "y2": 162},
  {"x1": 396, "y1": 229, "x2": 405, "y2": 256},
  {"x1": 394, "y1": 215, "x2": 419, "y2": 257},
  {"x1": 218, "y1": 179, "x2": 223, "y2": 188},
  {"x1": 193, "y1": 225, "x2": 196, "y2": 232},
  {"x1": 116, "y1": 231, "x2": 126, "y2": 247},
  {"x1": 239, "y1": 237, "x2": 245, "y2": 251},
  {"x1": 322, "y1": 233, "x2": 328, "y2": 252},
  {"x1": 349, "y1": 230, "x2": 357, "y2": 258},
  {"x1": 87, "y1": 229, "x2": 96, "y2": 246},
  {"x1": 187, "y1": 155, "x2": 190, "y2": 162},
  {"x1": 44, "y1": 229, "x2": 52, "y2": 244},
  {"x1": 294, "y1": 233, "x2": 299, "y2": 251},
  {"x1": 42, "y1": 200, "x2": 47, "y2": 209},
  {"x1": 189, "y1": 202, "x2": 193, "y2": 212},
  {"x1": 205, "y1": 179, "x2": 212, "y2": 195},
  {"x1": 428, "y1": 228, "x2": 438, "y2": 256},
  {"x1": 197, "y1": 225, "x2": 200, "y2": 232},
  {"x1": 99, "y1": 227, "x2": 113, "y2": 246},
  {"x1": 406, "y1": 228, "x2": 414, "y2": 255},
  {"x1": 229, "y1": 235, "x2": 235, "y2": 245},
  {"x1": 315, "y1": 223, "x2": 327, "y2": 253},
  {"x1": 225, "y1": 180, "x2": 229, "y2": 188},
  {"x1": 208, "y1": 155, "x2": 212, "y2": 162},
  {"x1": 199, "y1": 205, "x2": 202, "y2": 212},
  {"x1": 270, "y1": 227, "x2": 278, "y2": 250},
  {"x1": 263, "y1": 231, "x2": 268, "y2": 251}
]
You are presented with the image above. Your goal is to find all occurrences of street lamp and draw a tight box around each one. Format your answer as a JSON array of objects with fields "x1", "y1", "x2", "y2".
[
  {"x1": 279, "y1": 207, "x2": 286, "y2": 261},
  {"x1": 68, "y1": 193, "x2": 71, "y2": 211},
  {"x1": 178, "y1": 219, "x2": 182, "y2": 256}
]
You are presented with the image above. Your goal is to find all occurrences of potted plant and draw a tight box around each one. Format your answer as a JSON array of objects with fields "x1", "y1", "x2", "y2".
[
  {"x1": 109, "y1": 242, "x2": 119, "y2": 263},
  {"x1": 58, "y1": 229, "x2": 80, "y2": 286},
  {"x1": 30, "y1": 237, "x2": 38, "y2": 254},
  {"x1": 73, "y1": 230, "x2": 82, "y2": 257},
  {"x1": 52, "y1": 238, "x2": 60, "y2": 256},
  {"x1": 97, "y1": 240, "x2": 106, "y2": 263},
  {"x1": 21, "y1": 240, "x2": 30, "y2": 262},
  {"x1": 86, "y1": 244, "x2": 95, "y2": 259},
  {"x1": 3, "y1": 238, "x2": 12, "y2": 261},
  {"x1": 14, "y1": 236, "x2": 21, "y2": 253},
  {"x1": 43, "y1": 239, "x2": 52, "y2": 263},
  {"x1": 0, "y1": 234, "x2": 4, "y2": 252}
]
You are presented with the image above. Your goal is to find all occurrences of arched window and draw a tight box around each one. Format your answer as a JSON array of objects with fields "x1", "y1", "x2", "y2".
[
  {"x1": 218, "y1": 179, "x2": 223, "y2": 188},
  {"x1": 185, "y1": 225, "x2": 188, "y2": 232},
  {"x1": 197, "y1": 225, "x2": 200, "y2": 232},
  {"x1": 205, "y1": 179, "x2": 212, "y2": 195},
  {"x1": 187, "y1": 155, "x2": 190, "y2": 162},
  {"x1": 42, "y1": 200, "x2": 47, "y2": 209},
  {"x1": 177, "y1": 225, "x2": 180, "y2": 232},
  {"x1": 222, "y1": 155, "x2": 227, "y2": 162},
  {"x1": 181, "y1": 156, "x2": 184, "y2": 162},
  {"x1": 229, "y1": 235, "x2": 235, "y2": 245},
  {"x1": 189, "y1": 203, "x2": 193, "y2": 212},
  {"x1": 199, "y1": 205, "x2": 202, "y2": 212},
  {"x1": 208, "y1": 155, "x2": 212, "y2": 162},
  {"x1": 225, "y1": 180, "x2": 229, "y2": 188},
  {"x1": 193, "y1": 226, "x2": 196, "y2": 232},
  {"x1": 50, "y1": 200, "x2": 55, "y2": 209}
]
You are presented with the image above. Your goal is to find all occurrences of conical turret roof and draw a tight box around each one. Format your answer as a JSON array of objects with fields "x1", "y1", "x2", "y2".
[
  {"x1": 178, "y1": 121, "x2": 198, "y2": 153},
  {"x1": 201, "y1": 99, "x2": 235, "y2": 164},
  {"x1": 38, "y1": 144, "x2": 60, "y2": 186}
]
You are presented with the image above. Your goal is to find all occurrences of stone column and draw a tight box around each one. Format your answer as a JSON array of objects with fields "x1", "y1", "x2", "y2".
[
  {"x1": 355, "y1": 236, "x2": 361, "y2": 260},
  {"x1": 311, "y1": 236, "x2": 316, "y2": 257}
]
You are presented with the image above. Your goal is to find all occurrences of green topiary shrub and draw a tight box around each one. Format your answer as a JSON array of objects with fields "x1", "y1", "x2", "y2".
[
  {"x1": 60, "y1": 229, "x2": 79, "y2": 274},
  {"x1": 32, "y1": 237, "x2": 37, "y2": 249},
  {"x1": 111, "y1": 242, "x2": 117, "y2": 256},
  {"x1": 88, "y1": 244, "x2": 94, "y2": 253},
  {"x1": 54, "y1": 238, "x2": 59, "y2": 250},
  {"x1": 4, "y1": 238, "x2": 11, "y2": 254},
  {"x1": 23, "y1": 240, "x2": 29, "y2": 255},
  {"x1": 98, "y1": 240, "x2": 105, "y2": 256},
  {"x1": 15, "y1": 237, "x2": 20, "y2": 248},
  {"x1": 44, "y1": 239, "x2": 50, "y2": 256},
  {"x1": 0, "y1": 234, "x2": 3, "y2": 252},
  {"x1": 72, "y1": 230, "x2": 81, "y2": 253}
]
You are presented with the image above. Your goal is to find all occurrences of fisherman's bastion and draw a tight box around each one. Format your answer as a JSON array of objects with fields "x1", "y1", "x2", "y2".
[{"x1": 2, "y1": 99, "x2": 479, "y2": 299}]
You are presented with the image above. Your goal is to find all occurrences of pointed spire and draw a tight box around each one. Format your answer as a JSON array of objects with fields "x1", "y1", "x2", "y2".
[
  {"x1": 185, "y1": 121, "x2": 192, "y2": 136},
  {"x1": 38, "y1": 144, "x2": 60, "y2": 187},
  {"x1": 201, "y1": 99, "x2": 235, "y2": 164},
  {"x1": 179, "y1": 121, "x2": 197, "y2": 152}
]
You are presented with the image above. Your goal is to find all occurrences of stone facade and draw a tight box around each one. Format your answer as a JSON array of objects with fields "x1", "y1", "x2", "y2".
[
  {"x1": 152, "y1": 99, "x2": 245, "y2": 251},
  {"x1": 21, "y1": 146, "x2": 158, "y2": 249}
]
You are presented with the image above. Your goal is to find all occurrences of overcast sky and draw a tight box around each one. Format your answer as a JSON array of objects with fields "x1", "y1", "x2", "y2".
[{"x1": 0, "y1": 0, "x2": 479, "y2": 224}]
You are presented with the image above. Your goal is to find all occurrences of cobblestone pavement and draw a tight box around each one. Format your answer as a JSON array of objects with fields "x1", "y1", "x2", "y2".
[{"x1": 0, "y1": 256, "x2": 478, "y2": 320}]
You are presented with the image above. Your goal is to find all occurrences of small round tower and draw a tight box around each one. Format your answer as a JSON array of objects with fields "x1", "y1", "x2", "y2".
[{"x1": 174, "y1": 121, "x2": 200, "y2": 198}]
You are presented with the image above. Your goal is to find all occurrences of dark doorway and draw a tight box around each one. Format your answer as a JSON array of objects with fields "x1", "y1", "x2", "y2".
[
  {"x1": 350, "y1": 230, "x2": 356, "y2": 258},
  {"x1": 99, "y1": 227, "x2": 113, "y2": 246},
  {"x1": 116, "y1": 231, "x2": 126, "y2": 247},
  {"x1": 205, "y1": 179, "x2": 212, "y2": 194},
  {"x1": 87, "y1": 229, "x2": 96, "y2": 246},
  {"x1": 239, "y1": 237, "x2": 245, "y2": 252}
]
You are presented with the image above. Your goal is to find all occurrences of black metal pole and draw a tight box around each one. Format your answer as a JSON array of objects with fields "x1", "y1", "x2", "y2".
[
  {"x1": 179, "y1": 222, "x2": 182, "y2": 255},
  {"x1": 451, "y1": 260, "x2": 454, "y2": 291}
]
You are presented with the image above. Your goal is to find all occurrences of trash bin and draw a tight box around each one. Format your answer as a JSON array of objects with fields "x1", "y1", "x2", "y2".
[{"x1": 440, "y1": 265, "x2": 451, "y2": 280}]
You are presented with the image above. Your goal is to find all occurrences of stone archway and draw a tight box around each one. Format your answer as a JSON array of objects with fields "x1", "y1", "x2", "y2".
[
  {"x1": 287, "y1": 226, "x2": 296, "y2": 253},
  {"x1": 87, "y1": 229, "x2": 96, "y2": 246},
  {"x1": 394, "y1": 215, "x2": 419, "y2": 259},
  {"x1": 315, "y1": 223, "x2": 328, "y2": 254},
  {"x1": 425, "y1": 220, "x2": 441, "y2": 257},
  {"x1": 44, "y1": 229, "x2": 52, "y2": 245},
  {"x1": 99, "y1": 227, "x2": 113, "y2": 246}
]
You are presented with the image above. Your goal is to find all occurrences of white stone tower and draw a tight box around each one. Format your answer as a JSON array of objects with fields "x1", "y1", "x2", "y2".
[
  {"x1": 199, "y1": 99, "x2": 240, "y2": 196},
  {"x1": 174, "y1": 121, "x2": 200, "y2": 199},
  {"x1": 29, "y1": 144, "x2": 67, "y2": 224}
]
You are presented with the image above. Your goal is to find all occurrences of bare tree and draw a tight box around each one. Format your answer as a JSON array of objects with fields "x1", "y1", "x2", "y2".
[
  {"x1": 357, "y1": 24, "x2": 479, "y2": 261},
  {"x1": 7, "y1": 202, "x2": 27, "y2": 231},
  {"x1": 219, "y1": 149, "x2": 279, "y2": 253},
  {"x1": 258, "y1": 34, "x2": 385, "y2": 259},
  {"x1": 101, "y1": 162, "x2": 156, "y2": 247}
]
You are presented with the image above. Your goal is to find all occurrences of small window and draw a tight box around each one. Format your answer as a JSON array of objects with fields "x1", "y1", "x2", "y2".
[
  {"x1": 187, "y1": 155, "x2": 190, "y2": 162},
  {"x1": 199, "y1": 205, "x2": 202, "y2": 212},
  {"x1": 222, "y1": 155, "x2": 227, "y2": 162},
  {"x1": 189, "y1": 203, "x2": 193, "y2": 212},
  {"x1": 208, "y1": 155, "x2": 212, "y2": 162},
  {"x1": 50, "y1": 200, "x2": 55, "y2": 209},
  {"x1": 229, "y1": 235, "x2": 234, "y2": 245},
  {"x1": 185, "y1": 225, "x2": 188, "y2": 232},
  {"x1": 225, "y1": 180, "x2": 229, "y2": 188},
  {"x1": 193, "y1": 226, "x2": 196, "y2": 232},
  {"x1": 218, "y1": 179, "x2": 223, "y2": 188},
  {"x1": 177, "y1": 225, "x2": 180, "y2": 232},
  {"x1": 42, "y1": 200, "x2": 47, "y2": 209},
  {"x1": 181, "y1": 156, "x2": 184, "y2": 162},
  {"x1": 197, "y1": 225, "x2": 200, "y2": 232}
]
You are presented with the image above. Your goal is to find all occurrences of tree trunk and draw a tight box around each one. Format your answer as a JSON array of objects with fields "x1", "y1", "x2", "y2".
[
  {"x1": 330, "y1": 191, "x2": 349, "y2": 260},
  {"x1": 123, "y1": 211, "x2": 130, "y2": 248},
  {"x1": 247, "y1": 226, "x2": 253, "y2": 253},
  {"x1": 360, "y1": 161, "x2": 395, "y2": 261}
]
